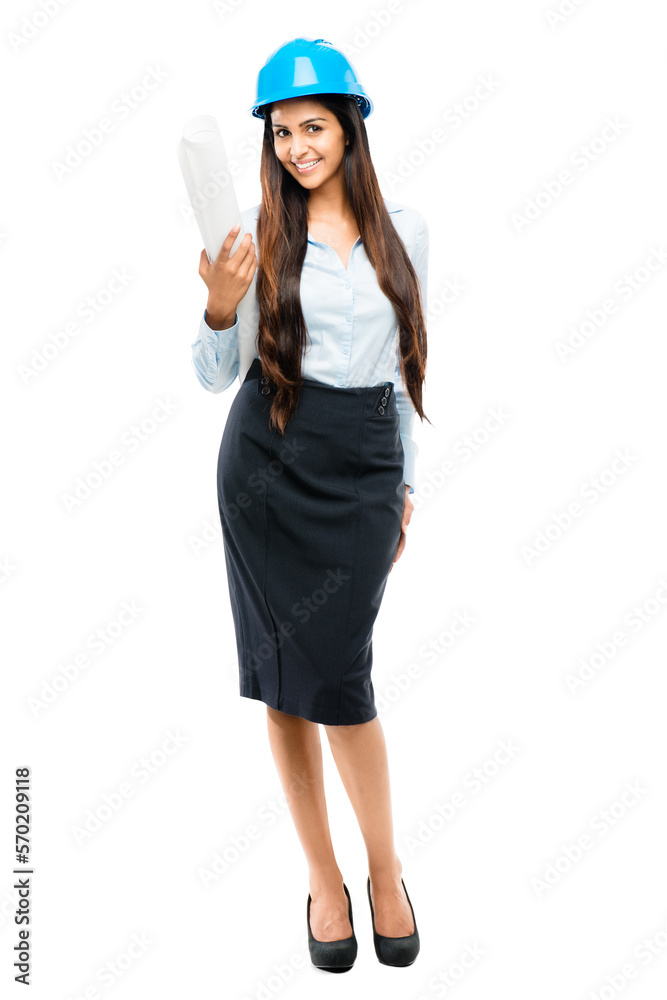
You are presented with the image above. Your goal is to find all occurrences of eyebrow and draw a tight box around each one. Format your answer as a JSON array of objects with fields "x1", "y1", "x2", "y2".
[{"x1": 271, "y1": 117, "x2": 327, "y2": 129}]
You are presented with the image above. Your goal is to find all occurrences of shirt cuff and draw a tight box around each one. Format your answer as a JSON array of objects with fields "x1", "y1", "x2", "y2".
[
  {"x1": 190, "y1": 309, "x2": 240, "y2": 392},
  {"x1": 400, "y1": 439, "x2": 417, "y2": 496}
]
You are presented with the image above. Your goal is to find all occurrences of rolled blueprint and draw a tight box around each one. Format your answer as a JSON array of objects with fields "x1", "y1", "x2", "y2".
[{"x1": 177, "y1": 115, "x2": 257, "y2": 385}]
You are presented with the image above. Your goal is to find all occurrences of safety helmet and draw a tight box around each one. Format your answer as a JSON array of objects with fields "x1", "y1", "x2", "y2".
[{"x1": 249, "y1": 37, "x2": 373, "y2": 120}]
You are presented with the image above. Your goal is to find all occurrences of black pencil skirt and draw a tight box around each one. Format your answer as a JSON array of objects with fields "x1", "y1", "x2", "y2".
[{"x1": 217, "y1": 356, "x2": 405, "y2": 725}]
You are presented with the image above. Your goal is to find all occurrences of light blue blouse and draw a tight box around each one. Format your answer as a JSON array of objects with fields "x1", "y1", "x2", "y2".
[{"x1": 190, "y1": 198, "x2": 428, "y2": 493}]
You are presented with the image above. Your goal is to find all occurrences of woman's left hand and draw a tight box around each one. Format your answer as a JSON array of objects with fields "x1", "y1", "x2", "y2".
[{"x1": 391, "y1": 485, "x2": 414, "y2": 570}]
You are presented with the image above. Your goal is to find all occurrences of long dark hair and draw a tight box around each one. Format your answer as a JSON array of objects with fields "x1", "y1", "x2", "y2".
[{"x1": 255, "y1": 93, "x2": 430, "y2": 434}]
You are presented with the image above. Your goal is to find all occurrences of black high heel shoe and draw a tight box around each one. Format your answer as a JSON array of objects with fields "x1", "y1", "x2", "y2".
[
  {"x1": 367, "y1": 875, "x2": 420, "y2": 967},
  {"x1": 307, "y1": 882, "x2": 357, "y2": 973}
]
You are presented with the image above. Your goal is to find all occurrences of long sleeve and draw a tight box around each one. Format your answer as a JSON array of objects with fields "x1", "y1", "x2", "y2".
[
  {"x1": 393, "y1": 211, "x2": 429, "y2": 494},
  {"x1": 190, "y1": 309, "x2": 240, "y2": 393}
]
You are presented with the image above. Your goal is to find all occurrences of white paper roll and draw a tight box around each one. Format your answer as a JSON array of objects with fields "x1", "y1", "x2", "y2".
[{"x1": 177, "y1": 114, "x2": 258, "y2": 385}]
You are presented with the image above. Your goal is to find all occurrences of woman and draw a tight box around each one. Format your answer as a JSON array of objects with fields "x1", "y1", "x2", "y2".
[{"x1": 191, "y1": 37, "x2": 429, "y2": 972}]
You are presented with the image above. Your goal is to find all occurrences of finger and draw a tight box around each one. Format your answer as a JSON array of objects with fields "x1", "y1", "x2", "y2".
[
  {"x1": 213, "y1": 225, "x2": 243, "y2": 265},
  {"x1": 225, "y1": 234, "x2": 255, "y2": 272},
  {"x1": 241, "y1": 254, "x2": 258, "y2": 283},
  {"x1": 235, "y1": 240, "x2": 256, "y2": 275}
]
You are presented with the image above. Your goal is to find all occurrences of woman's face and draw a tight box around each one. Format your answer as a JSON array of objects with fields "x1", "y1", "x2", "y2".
[{"x1": 269, "y1": 97, "x2": 349, "y2": 188}]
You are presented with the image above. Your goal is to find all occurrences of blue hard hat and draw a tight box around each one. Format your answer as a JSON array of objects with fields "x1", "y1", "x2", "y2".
[{"x1": 249, "y1": 37, "x2": 373, "y2": 120}]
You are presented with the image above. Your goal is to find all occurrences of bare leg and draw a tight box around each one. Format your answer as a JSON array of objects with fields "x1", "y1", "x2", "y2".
[
  {"x1": 324, "y1": 716, "x2": 415, "y2": 936},
  {"x1": 265, "y1": 706, "x2": 352, "y2": 941}
]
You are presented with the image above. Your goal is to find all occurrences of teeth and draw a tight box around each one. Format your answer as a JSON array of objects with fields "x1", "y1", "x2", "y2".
[{"x1": 295, "y1": 159, "x2": 321, "y2": 168}]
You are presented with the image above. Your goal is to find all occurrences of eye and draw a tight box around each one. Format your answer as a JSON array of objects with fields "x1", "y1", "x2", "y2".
[{"x1": 274, "y1": 125, "x2": 322, "y2": 138}]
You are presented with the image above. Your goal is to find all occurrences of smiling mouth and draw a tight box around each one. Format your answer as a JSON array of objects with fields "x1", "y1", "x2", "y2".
[{"x1": 293, "y1": 158, "x2": 322, "y2": 173}]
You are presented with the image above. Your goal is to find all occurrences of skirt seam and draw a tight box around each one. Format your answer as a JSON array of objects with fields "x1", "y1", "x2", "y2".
[
  {"x1": 336, "y1": 407, "x2": 365, "y2": 725},
  {"x1": 262, "y1": 423, "x2": 283, "y2": 710}
]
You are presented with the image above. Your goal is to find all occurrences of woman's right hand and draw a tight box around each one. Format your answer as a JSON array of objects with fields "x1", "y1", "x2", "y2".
[{"x1": 199, "y1": 225, "x2": 257, "y2": 326}]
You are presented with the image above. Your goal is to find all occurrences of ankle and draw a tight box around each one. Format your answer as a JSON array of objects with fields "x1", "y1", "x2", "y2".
[
  {"x1": 368, "y1": 855, "x2": 403, "y2": 886},
  {"x1": 309, "y1": 870, "x2": 345, "y2": 896}
]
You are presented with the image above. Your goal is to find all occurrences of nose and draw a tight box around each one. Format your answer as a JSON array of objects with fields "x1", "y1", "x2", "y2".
[{"x1": 290, "y1": 136, "x2": 311, "y2": 158}]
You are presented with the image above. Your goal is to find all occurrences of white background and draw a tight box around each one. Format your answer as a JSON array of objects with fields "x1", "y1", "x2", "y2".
[{"x1": 2, "y1": 0, "x2": 667, "y2": 997}]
